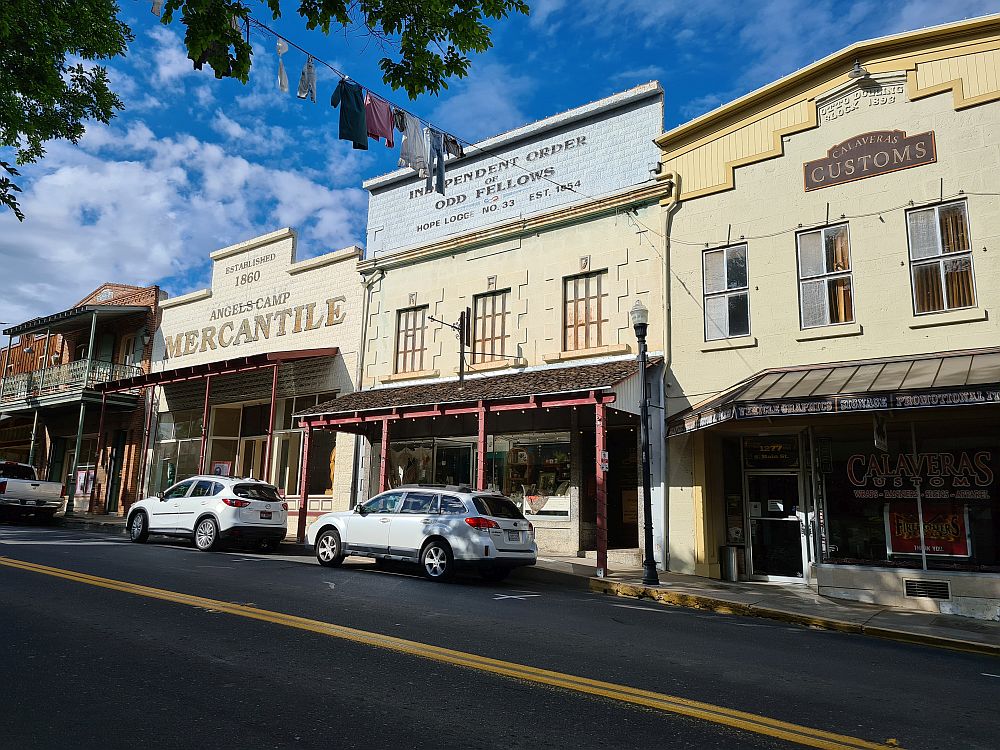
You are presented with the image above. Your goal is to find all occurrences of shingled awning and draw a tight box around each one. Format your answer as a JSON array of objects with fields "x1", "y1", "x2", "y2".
[
  {"x1": 668, "y1": 346, "x2": 1000, "y2": 437},
  {"x1": 297, "y1": 357, "x2": 659, "y2": 425}
]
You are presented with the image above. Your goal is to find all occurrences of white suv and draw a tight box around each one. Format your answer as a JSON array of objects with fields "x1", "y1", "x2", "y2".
[
  {"x1": 306, "y1": 486, "x2": 537, "y2": 581},
  {"x1": 126, "y1": 476, "x2": 288, "y2": 552}
]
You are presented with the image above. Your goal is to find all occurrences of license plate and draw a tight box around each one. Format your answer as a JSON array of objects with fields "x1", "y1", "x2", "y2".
[
  {"x1": 506, "y1": 530, "x2": 519, "y2": 542},
  {"x1": 260, "y1": 511, "x2": 272, "y2": 519}
]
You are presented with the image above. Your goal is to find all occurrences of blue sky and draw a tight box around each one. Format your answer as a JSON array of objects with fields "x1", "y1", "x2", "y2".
[{"x1": 1, "y1": 0, "x2": 995, "y2": 325}]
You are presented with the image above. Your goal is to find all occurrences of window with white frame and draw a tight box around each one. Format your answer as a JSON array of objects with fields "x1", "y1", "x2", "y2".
[
  {"x1": 703, "y1": 244, "x2": 749, "y2": 341},
  {"x1": 395, "y1": 306, "x2": 427, "y2": 373},
  {"x1": 907, "y1": 201, "x2": 976, "y2": 314},
  {"x1": 797, "y1": 224, "x2": 854, "y2": 328}
]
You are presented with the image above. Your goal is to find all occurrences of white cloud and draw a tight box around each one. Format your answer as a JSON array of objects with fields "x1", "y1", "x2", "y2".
[
  {"x1": 146, "y1": 26, "x2": 199, "y2": 89},
  {"x1": 611, "y1": 65, "x2": 666, "y2": 82},
  {"x1": 430, "y1": 62, "x2": 535, "y2": 141},
  {"x1": 0, "y1": 120, "x2": 367, "y2": 323}
]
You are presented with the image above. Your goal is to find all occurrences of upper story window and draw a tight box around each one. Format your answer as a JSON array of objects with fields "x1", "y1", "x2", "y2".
[
  {"x1": 797, "y1": 224, "x2": 853, "y2": 328},
  {"x1": 472, "y1": 290, "x2": 510, "y2": 364},
  {"x1": 907, "y1": 201, "x2": 975, "y2": 314},
  {"x1": 703, "y1": 244, "x2": 749, "y2": 341},
  {"x1": 118, "y1": 334, "x2": 137, "y2": 366},
  {"x1": 563, "y1": 271, "x2": 608, "y2": 351},
  {"x1": 395, "y1": 306, "x2": 427, "y2": 373}
]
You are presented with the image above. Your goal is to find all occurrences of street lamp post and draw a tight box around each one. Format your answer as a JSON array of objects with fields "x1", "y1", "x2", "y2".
[{"x1": 630, "y1": 300, "x2": 659, "y2": 586}]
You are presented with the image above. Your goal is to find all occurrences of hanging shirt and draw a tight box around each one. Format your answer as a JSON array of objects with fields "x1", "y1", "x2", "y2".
[
  {"x1": 297, "y1": 57, "x2": 316, "y2": 103},
  {"x1": 396, "y1": 110, "x2": 427, "y2": 174},
  {"x1": 444, "y1": 135, "x2": 465, "y2": 159},
  {"x1": 364, "y1": 93, "x2": 394, "y2": 148},
  {"x1": 276, "y1": 40, "x2": 289, "y2": 93},
  {"x1": 331, "y1": 79, "x2": 368, "y2": 150}
]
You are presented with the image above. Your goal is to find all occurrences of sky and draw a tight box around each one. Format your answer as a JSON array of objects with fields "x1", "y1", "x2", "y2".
[{"x1": 1, "y1": 0, "x2": 996, "y2": 326}]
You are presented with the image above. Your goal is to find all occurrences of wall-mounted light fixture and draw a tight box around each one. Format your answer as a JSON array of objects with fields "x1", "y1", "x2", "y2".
[{"x1": 848, "y1": 58, "x2": 869, "y2": 79}]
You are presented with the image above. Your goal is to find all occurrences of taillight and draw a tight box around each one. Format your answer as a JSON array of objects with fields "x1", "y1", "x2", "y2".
[
  {"x1": 528, "y1": 522, "x2": 534, "y2": 537},
  {"x1": 281, "y1": 502, "x2": 288, "y2": 511},
  {"x1": 60, "y1": 484, "x2": 66, "y2": 497},
  {"x1": 222, "y1": 497, "x2": 251, "y2": 508},
  {"x1": 0, "y1": 480, "x2": 6, "y2": 494},
  {"x1": 465, "y1": 516, "x2": 500, "y2": 531}
]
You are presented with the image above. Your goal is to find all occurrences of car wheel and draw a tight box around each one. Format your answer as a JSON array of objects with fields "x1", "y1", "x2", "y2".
[
  {"x1": 194, "y1": 517, "x2": 220, "y2": 552},
  {"x1": 315, "y1": 529, "x2": 344, "y2": 567},
  {"x1": 128, "y1": 511, "x2": 149, "y2": 543},
  {"x1": 481, "y1": 567, "x2": 509, "y2": 583},
  {"x1": 420, "y1": 540, "x2": 454, "y2": 582}
]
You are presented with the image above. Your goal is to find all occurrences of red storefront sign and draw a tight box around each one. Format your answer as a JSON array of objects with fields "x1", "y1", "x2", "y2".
[{"x1": 884, "y1": 503, "x2": 971, "y2": 557}]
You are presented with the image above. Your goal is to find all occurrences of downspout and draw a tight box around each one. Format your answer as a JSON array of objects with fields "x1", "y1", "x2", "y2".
[
  {"x1": 658, "y1": 171, "x2": 682, "y2": 570},
  {"x1": 348, "y1": 266, "x2": 385, "y2": 508}
]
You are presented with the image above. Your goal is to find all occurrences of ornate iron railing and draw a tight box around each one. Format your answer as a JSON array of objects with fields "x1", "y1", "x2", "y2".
[{"x1": 0, "y1": 360, "x2": 143, "y2": 404}]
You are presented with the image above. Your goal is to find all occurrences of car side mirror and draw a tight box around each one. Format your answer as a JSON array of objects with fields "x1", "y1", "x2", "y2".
[
  {"x1": 157, "y1": 492, "x2": 165, "y2": 501},
  {"x1": 354, "y1": 505, "x2": 364, "y2": 515}
]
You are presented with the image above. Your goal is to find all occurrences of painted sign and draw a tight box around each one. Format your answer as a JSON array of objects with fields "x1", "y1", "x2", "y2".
[
  {"x1": 845, "y1": 450, "x2": 994, "y2": 504},
  {"x1": 365, "y1": 85, "x2": 663, "y2": 257},
  {"x1": 884, "y1": 503, "x2": 971, "y2": 557},
  {"x1": 743, "y1": 436, "x2": 799, "y2": 469},
  {"x1": 803, "y1": 130, "x2": 936, "y2": 191}
]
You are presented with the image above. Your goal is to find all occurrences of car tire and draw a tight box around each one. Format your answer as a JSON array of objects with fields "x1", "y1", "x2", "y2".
[
  {"x1": 128, "y1": 511, "x2": 149, "y2": 544},
  {"x1": 420, "y1": 540, "x2": 454, "y2": 582},
  {"x1": 481, "y1": 567, "x2": 509, "y2": 583},
  {"x1": 315, "y1": 529, "x2": 344, "y2": 567},
  {"x1": 194, "y1": 517, "x2": 220, "y2": 552}
]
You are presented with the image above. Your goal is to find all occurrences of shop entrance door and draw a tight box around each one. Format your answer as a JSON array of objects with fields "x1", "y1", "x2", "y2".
[
  {"x1": 746, "y1": 473, "x2": 807, "y2": 581},
  {"x1": 238, "y1": 437, "x2": 267, "y2": 480}
]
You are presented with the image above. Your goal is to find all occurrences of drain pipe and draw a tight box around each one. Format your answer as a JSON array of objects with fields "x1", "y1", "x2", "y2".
[
  {"x1": 348, "y1": 266, "x2": 385, "y2": 508},
  {"x1": 658, "y1": 171, "x2": 682, "y2": 571}
]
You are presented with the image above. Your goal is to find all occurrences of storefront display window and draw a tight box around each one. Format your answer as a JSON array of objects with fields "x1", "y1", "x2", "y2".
[
  {"x1": 150, "y1": 410, "x2": 202, "y2": 494},
  {"x1": 487, "y1": 433, "x2": 571, "y2": 518},
  {"x1": 819, "y1": 420, "x2": 999, "y2": 573}
]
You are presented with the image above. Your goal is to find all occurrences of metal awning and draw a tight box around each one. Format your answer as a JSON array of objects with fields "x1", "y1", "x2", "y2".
[
  {"x1": 94, "y1": 348, "x2": 340, "y2": 393},
  {"x1": 668, "y1": 347, "x2": 1000, "y2": 437},
  {"x1": 3, "y1": 305, "x2": 150, "y2": 337}
]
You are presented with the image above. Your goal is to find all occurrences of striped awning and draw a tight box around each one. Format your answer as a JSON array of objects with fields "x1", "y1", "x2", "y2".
[{"x1": 667, "y1": 347, "x2": 1000, "y2": 436}]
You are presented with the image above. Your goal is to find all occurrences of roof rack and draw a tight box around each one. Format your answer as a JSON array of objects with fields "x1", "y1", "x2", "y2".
[{"x1": 396, "y1": 483, "x2": 473, "y2": 492}]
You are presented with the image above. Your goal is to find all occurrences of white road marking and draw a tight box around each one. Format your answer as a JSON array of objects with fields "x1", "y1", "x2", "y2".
[
  {"x1": 324, "y1": 581, "x2": 337, "y2": 590},
  {"x1": 983, "y1": 673, "x2": 1000, "y2": 678},
  {"x1": 611, "y1": 604, "x2": 672, "y2": 613},
  {"x1": 493, "y1": 593, "x2": 541, "y2": 601}
]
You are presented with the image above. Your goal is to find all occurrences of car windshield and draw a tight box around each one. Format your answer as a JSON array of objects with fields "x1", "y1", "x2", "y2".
[
  {"x1": 233, "y1": 484, "x2": 281, "y2": 501},
  {"x1": 0, "y1": 462, "x2": 36, "y2": 480},
  {"x1": 473, "y1": 495, "x2": 523, "y2": 519}
]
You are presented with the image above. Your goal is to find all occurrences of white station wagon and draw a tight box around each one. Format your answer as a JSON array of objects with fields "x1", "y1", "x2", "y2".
[
  {"x1": 127, "y1": 476, "x2": 288, "y2": 552},
  {"x1": 306, "y1": 485, "x2": 537, "y2": 581}
]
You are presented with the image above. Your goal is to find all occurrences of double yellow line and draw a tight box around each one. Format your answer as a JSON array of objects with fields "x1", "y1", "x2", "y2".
[{"x1": 0, "y1": 556, "x2": 900, "y2": 750}]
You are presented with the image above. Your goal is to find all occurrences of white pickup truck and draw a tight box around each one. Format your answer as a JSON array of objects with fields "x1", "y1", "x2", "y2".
[{"x1": 0, "y1": 461, "x2": 65, "y2": 520}]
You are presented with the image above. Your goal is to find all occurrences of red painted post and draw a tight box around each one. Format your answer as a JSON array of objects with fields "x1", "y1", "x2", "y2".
[
  {"x1": 378, "y1": 418, "x2": 390, "y2": 492},
  {"x1": 90, "y1": 391, "x2": 107, "y2": 513},
  {"x1": 262, "y1": 364, "x2": 279, "y2": 482},
  {"x1": 296, "y1": 425, "x2": 312, "y2": 543},
  {"x1": 595, "y1": 401, "x2": 608, "y2": 577},
  {"x1": 476, "y1": 402, "x2": 486, "y2": 490},
  {"x1": 197, "y1": 374, "x2": 212, "y2": 474}
]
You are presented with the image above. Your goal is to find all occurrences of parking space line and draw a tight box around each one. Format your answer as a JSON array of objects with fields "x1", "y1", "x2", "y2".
[{"x1": 0, "y1": 555, "x2": 902, "y2": 750}]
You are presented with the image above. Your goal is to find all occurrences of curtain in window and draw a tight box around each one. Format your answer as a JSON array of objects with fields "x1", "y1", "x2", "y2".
[
  {"x1": 939, "y1": 204, "x2": 969, "y2": 254},
  {"x1": 826, "y1": 228, "x2": 851, "y2": 322},
  {"x1": 944, "y1": 257, "x2": 975, "y2": 308},
  {"x1": 913, "y1": 263, "x2": 944, "y2": 313}
]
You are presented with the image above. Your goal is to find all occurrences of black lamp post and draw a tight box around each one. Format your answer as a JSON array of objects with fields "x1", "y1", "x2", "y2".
[{"x1": 630, "y1": 300, "x2": 659, "y2": 586}]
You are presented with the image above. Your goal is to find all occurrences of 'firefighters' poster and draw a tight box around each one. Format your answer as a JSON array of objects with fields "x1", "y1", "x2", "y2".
[{"x1": 884, "y1": 503, "x2": 971, "y2": 557}]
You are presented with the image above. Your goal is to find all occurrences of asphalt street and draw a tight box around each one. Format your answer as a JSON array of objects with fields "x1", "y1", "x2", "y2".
[{"x1": 1, "y1": 523, "x2": 996, "y2": 750}]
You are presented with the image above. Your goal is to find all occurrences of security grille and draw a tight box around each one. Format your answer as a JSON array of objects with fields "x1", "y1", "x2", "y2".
[{"x1": 903, "y1": 579, "x2": 951, "y2": 600}]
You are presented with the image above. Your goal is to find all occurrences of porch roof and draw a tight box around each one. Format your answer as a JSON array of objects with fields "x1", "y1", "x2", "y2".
[
  {"x1": 3, "y1": 305, "x2": 150, "y2": 337},
  {"x1": 297, "y1": 357, "x2": 659, "y2": 426},
  {"x1": 667, "y1": 346, "x2": 1000, "y2": 437}
]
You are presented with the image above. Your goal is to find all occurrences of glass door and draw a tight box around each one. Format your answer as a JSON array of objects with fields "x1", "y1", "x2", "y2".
[
  {"x1": 238, "y1": 437, "x2": 268, "y2": 480},
  {"x1": 746, "y1": 473, "x2": 807, "y2": 580}
]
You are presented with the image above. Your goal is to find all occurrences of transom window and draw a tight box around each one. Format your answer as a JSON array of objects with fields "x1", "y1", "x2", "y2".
[
  {"x1": 563, "y1": 271, "x2": 608, "y2": 351},
  {"x1": 472, "y1": 290, "x2": 510, "y2": 363},
  {"x1": 703, "y1": 244, "x2": 749, "y2": 341},
  {"x1": 797, "y1": 224, "x2": 854, "y2": 328},
  {"x1": 907, "y1": 201, "x2": 975, "y2": 314},
  {"x1": 395, "y1": 306, "x2": 427, "y2": 373}
]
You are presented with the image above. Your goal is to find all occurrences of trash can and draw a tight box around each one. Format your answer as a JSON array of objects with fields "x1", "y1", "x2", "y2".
[{"x1": 720, "y1": 545, "x2": 740, "y2": 582}]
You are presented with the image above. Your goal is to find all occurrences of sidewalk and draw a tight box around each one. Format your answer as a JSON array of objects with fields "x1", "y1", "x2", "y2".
[
  {"x1": 57, "y1": 514, "x2": 998, "y2": 656},
  {"x1": 516, "y1": 555, "x2": 1000, "y2": 657}
]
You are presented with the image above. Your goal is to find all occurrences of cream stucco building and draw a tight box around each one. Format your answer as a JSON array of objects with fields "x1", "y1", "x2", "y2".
[{"x1": 658, "y1": 16, "x2": 1000, "y2": 617}]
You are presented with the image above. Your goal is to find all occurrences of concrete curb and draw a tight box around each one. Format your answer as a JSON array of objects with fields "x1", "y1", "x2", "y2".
[
  {"x1": 589, "y1": 578, "x2": 1000, "y2": 657},
  {"x1": 57, "y1": 517, "x2": 127, "y2": 536}
]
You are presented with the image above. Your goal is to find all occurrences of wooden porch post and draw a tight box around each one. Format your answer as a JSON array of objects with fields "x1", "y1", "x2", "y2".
[
  {"x1": 378, "y1": 418, "x2": 390, "y2": 492},
  {"x1": 90, "y1": 391, "x2": 107, "y2": 513},
  {"x1": 262, "y1": 364, "x2": 279, "y2": 482},
  {"x1": 476, "y1": 401, "x2": 486, "y2": 490},
  {"x1": 595, "y1": 401, "x2": 608, "y2": 577},
  {"x1": 296, "y1": 425, "x2": 312, "y2": 543}
]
